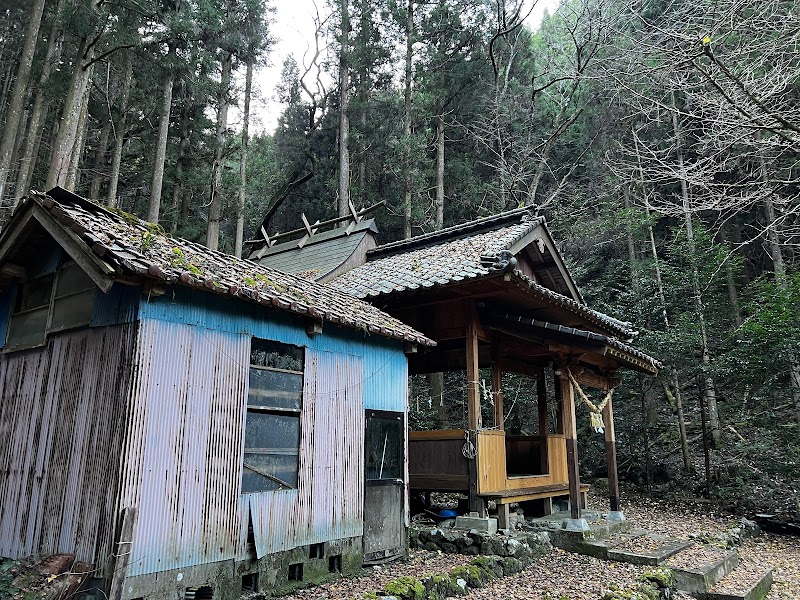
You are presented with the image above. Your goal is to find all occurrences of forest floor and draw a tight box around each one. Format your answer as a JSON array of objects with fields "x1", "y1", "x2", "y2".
[{"x1": 280, "y1": 484, "x2": 800, "y2": 600}]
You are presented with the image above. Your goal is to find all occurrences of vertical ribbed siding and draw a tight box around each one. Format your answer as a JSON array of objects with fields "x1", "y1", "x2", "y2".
[
  {"x1": 121, "y1": 319, "x2": 249, "y2": 577},
  {"x1": 248, "y1": 349, "x2": 364, "y2": 557},
  {"x1": 0, "y1": 325, "x2": 137, "y2": 569}
]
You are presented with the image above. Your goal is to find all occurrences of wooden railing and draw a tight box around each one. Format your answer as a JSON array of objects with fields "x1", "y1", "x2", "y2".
[{"x1": 409, "y1": 429, "x2": 569, "y2": 496}]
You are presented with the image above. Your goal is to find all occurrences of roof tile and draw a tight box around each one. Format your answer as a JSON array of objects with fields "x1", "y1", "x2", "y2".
[{"x1": 18, "y1": 190, "x2": 434, "y2": 347}]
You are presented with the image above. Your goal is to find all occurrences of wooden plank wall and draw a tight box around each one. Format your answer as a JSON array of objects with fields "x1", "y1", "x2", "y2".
[
  {"x1": 476, "y1": 432, "x2": 568, "y2": 494},
  {"x1": 0, "y1": 324, "x2": 137, "y2": 570}
]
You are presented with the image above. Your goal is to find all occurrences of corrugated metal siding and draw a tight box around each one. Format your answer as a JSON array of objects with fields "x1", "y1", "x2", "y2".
[
  {"x1": 0, "y1": 324, "x2": 137, "y2": 568},
  {"x1": 248, "y1": 349, "x2": 365, "y2": 557},
  {"x1": 90, "y1": 283, "x2": 141, "y2": 327},
  {"x1": 140, "y1": 288, "x2": 408, "y2": 412},
  {"x1": 121, "y1": 319, "x2": 249, "y2": 577}
]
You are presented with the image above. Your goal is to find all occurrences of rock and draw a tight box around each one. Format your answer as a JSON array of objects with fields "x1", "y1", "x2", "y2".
[{"x1": 440, "y1": 542, "x2": 459, "y2": 554}]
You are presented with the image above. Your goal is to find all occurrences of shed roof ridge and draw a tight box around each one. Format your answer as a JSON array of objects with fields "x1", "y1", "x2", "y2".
[{"x1": 367, "y1": 207, "x2": 541, "y2": 259}]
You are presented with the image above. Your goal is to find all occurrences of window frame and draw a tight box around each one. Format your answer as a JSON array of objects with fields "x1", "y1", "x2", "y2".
[
  {"x1": 241, "y1": 339, "x2": 305, "y2": 494},
  {"x1": 5, "y1": 260, "x2": 96, "y2": 353}
]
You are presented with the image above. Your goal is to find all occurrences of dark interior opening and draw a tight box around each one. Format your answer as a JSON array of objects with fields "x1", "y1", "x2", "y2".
[
  {"x1": 328, "y1": 555, "x2": 342, "y2": 573},
  {"x1": 288, "y1": 563, "x2": 303, "y2": 581},
  {"x1": 309, "y1": 542, "x2": 325, "y2": 559},
  {"x1": 241, "y1": 573, "x2": 258, "y2": 592}
]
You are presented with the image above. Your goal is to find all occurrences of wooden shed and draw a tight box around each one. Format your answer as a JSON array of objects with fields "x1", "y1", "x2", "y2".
[
  {"x1": 254, "y1": 208, "x2": 659, "y2": 528},
  {"x1": 0, "y1": 189, "x2": 433, "y2": 600}
]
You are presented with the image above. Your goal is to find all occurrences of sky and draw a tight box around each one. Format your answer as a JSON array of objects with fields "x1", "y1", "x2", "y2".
[{"x1": 246, "y1": 0, "x2": 560, "y2": 134}]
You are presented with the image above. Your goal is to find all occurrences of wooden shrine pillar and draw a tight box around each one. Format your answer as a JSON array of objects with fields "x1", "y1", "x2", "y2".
[
  {"x1": 558, "y1": 367, "x2": 581, "y2": 520},
  {"x1": 491, "y1": 354, "x2": 504, "y2": 429},
  {"x1": 537, "y1": 369, "x2": 549, "y2": 474},
  {"x1": 602, "y1": 391, "x2": 620, "y2": 512},
  {"x1": 553, "y1": 368, "x2": 564, "y2": 434},
  {"x1": 466, "y1": 310, "x2": 485, "y2": 516}
]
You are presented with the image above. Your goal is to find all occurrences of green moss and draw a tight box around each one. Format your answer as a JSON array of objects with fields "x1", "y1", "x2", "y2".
[
  {"x1": 470, "y1": 556, "x2": 503, "y2": 579},
  {"x1": 641, "y1": 566, "x2": 674, "y2": 588},
  {"x1": 384, "y1": 575, "x2": 425, "y2": 599},
  {"x1": 449, "y1": 565, "x2": 484, "y2": 588},
  {"x1": 243, "y1": 276, "x2": 258, "y2": 287},
  {"x1": 423, "y1": 574, "x2": 467, "y2": 599}
]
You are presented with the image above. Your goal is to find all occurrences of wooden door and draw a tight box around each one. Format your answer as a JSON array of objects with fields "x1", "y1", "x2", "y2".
[{"x1": 363, "y1": 410, "x2": 405, "y2": 563}]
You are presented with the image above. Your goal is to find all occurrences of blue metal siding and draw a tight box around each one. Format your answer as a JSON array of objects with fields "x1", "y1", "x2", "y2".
[
  {"x1": 120, "y1": 287, "x2": 409, "y2": 576},
  {"x1": 138, "y1": 286, "x2": 408, "y2": 411},
  {"x1": 90, "y1": 283, "x2": 141, "y2": 327}
]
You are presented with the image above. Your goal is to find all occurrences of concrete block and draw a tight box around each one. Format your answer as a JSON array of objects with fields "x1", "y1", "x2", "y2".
[
  {"x1": 673, "y1": 550, "x2": 739, "y2": 595},
  {"x1": 606, "y1": 511, "x2": 626, "y2": 522},
  {"x1": 562, "y1": 518, "x2": 590, "y2": 532},
  {"x1": 456, "y1": 516, "x2": 498, "y2": 535}
]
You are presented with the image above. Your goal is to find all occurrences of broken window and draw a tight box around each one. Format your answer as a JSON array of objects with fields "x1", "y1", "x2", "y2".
[
  {"x1": 242, "y1": 339, "x2": 304, "y2": 493},
  {"x1": 5, "y1": 260, "x2": 95, "y2": 352},
  {"x1": 365, "y1": 413, "x2": 403, "y2": 481}
]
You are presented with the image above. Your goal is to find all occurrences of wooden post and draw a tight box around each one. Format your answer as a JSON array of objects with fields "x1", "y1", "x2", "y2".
[
  {"x1": 108, "y1": 507, "x2": 137, "y2": 600},
  {"x1": 553, "y1": 368, "x2": 564, "y2": 434},
  {"x1": 466, "y1": 310, "x2": 485, "y2": 515},
  {"x1": 466, "y1": 314, "x2": 481, "y2": 431},
  {"x1": 491, "y1": 354, "x2": 504, "y2": 429},
  {"x1": 537, "y1": 369, "x2": 549, "y2": 474},
  {"x1": 558, "y1": 368, "x2": 581, "y2": 520},
  {"x1": 602, "y1": 392, "x2": 620, "y2": 512}
]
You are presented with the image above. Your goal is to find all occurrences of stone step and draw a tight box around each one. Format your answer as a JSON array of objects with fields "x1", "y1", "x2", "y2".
[
  {"x1": 705, "y1": 564, "x2": 773, "y2": 600},
  {"x1": 664, "y1": 543, "x2": 740, "y2": 596},
  {"x1": 606, "y1": 533, "x2": 693, "y2": 566}
]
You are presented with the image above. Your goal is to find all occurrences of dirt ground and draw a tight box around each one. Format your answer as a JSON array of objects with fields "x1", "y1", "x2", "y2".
[{"x1": 280, "y1": 484, "x2": 800, "y2": 600}]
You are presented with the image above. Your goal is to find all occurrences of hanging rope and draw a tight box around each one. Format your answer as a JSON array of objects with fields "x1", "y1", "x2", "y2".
[{"x1": 565, "y1": 367, "x2": 614, "y2": 434}]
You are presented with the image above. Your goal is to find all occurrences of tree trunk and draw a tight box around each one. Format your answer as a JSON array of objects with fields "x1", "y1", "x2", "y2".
[
  {"x1": 234, "y1": 61, "x2": 253, "y2": 259},
  {"x1": 148, "y1": 46, "x2": 176, "y2": 223},
  {"x1": 435, "y1": 112, "x2": 444, "y2": 229},
  {"x1": 337, "y1": 0, "x2": 351, "y2": 220},
  {"x1": 719, "y1": 225, "x2": 743, "y2": 327},
  {"x1": 206, "y1": 51, "x2": 232, "y2": 250},
  {"x1": 634, "y1": 127, "x2": 692, "y2": 471},
  {"x1": 671, "y1": 93, "x2": 721, "y2": 448},
  {"x1": 0, "y1": 0, "x2": 47, "y2": 202},
  {"x1": 173, "y1": 104, "x2": 191, "y2": 228},
  {"x1": 65, "y1": 68, "x2": 93, "y2": 192},
  {"x1": 46, "y1": 36, "x2": 94, "y2": 189},
  {"x1": 89, "y1": 117, "x2": 111, "y2": 199},
  {"x1": 14, "y1": 2, "x2": 65, "y2": 205},
  {"x1": 106, "y1": 55, "x2": 133, "y2": 208},
  {"x1": 402, "y1": 0, "x2": 414, "y2": 239}
]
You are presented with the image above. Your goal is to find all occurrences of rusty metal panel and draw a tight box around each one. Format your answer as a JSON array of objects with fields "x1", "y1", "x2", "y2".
[
  {"x1": 120, "y1": 319, "x2": 249, "y2": 577},
  {"x1": 247, "y1": 349, "x2": 365, "y2": 557},
  {"x1": 0, "y1": 324, "x2": 137, "y2": 569}
]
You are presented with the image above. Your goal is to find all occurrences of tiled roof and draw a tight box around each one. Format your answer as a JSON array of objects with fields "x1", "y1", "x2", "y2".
[
  {"x1": 483, "y1": 309, "x2": 660, "y2": 374},
  {"x1": 330, "y1": 219, "x2": 538, "y2": 297},
  {"x1": 16, "y1": 189, "x2": 434, "y2": 347},
  {"x1": 328, "y1": 211, "x2": 637, "y2": 340}
]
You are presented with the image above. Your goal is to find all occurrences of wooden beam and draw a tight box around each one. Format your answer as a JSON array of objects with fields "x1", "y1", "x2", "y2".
[
  {"x1": 537, "y1": 369, "x2": 549, "y2": 474},
  {"x1": 491, "y1": 353, "x2": 504, "y2": 430},
  {"x1": 33, "y1": 206, "x2": 116, "y2": 292},
  {"x1": 570, "y1": 366, "x2": 621, "y2": 391},
  {"x1": 466, "y1": 303, "x2": 485, "y2": 516},
  {"x1": 603, "y1": 391, "x2": 620, "y2": 512},
  {"x1": 558, "y1": 367, "x2": 581, "y2": 520},
  {"x1": 466, "y1": 308, "x2": 481, "y2": 431}
]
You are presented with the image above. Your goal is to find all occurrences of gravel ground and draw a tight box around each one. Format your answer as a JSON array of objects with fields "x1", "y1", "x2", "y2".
[{"x1": 280, "y1": 485, "x2": 800, "y2": 599}]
